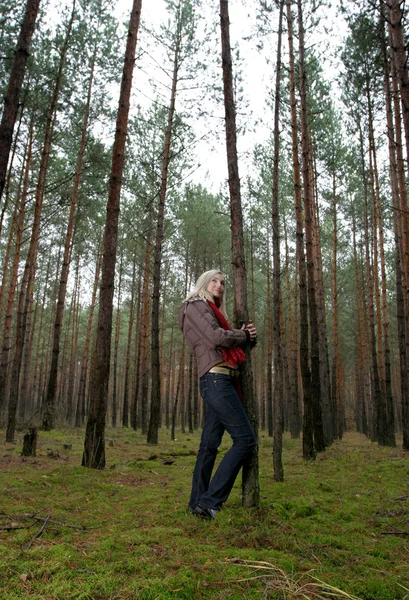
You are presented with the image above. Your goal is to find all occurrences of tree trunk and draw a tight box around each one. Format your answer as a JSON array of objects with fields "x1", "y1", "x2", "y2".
[
  {"x1": 0, "y1": 121, "x2": 32, "y2": 416},
  {"x1": 75, "y1": 248, "x2": 102, "y2": 427},
  {"x1": 5, "y1": 0, "x2": 76, "y2": 443},
  {"x1": 82, "y1": 0, "x2": 142, "y2": 468},
  {"x1": 312, "y1": 171, "x2": 333, "y2": 444},
  {"x1": 266, "y1": 254, "x2": 273, "y2": 437},
  {"x1": 383, "y1": 21, "x2": 404, "y2": 446},
  {"x1": 112, "y1": 250, "x2": 123, "y2": 428},
  {"x1": 286, "y1": 0, "x2": 313, "y2": 458},
  {"x1": 220, "y1": 0, "x2": 259, "y2": 507},
  {"x1": 31, "y1": 257, "x2": 51, "y2": 417},
  {"x1": 171, "y1": 344, "x2": 185, "y2": 441},
  {"x1": 122, "y1": 254, "x2": 137, "y2": 428},
  {"x1": 65, "y1": 262, "x2": 80, "y2": 424},
  {"x1": 147, "y1": 9, "x2": 182, "y2": 444},
  {"x1": 389, "y1": 33, "x2": 409, "y2": 450},
  {"x1": 297, "y1": 0, "x2": 326, "y2": 454},
  {"x1": 139, "y1": 239, "x2": 152, "y2": 434},
  {"x1": 272, "y1": 0, "x2": 284, "y2": 482},
  {"x1": 0, "y1": 120, "x2": 28, "y2": 322},
  {"x1": 387, "y1": 0, "x2": 409, "y2": 166},
  {"x1": 331, "y1": 172, "x2": 342, "y2": 439},
  {"x1": 0, "y1": 0, "x2": 41, "y2": 202},
  {"x1": 0, "y1": 100, "x2": 26, "y2": 242},
  {"x1": 21, "y1": 427, "x2": 37, "y2": 457},
  {"x1": 42, "y1": 48, "x2": 96, "y2": 430},
  {"x1": 130, "y1": 270, "x2": 142, "y2": 430},
  {"x1": 284, "y1": 221, "x2": 301, "y2": 438},
  {"x1": 165, "y1": 325, "x2": 174, "y2": 430}
]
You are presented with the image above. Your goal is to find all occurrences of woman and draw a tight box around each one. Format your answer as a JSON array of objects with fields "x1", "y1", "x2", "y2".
[{"x1": 178, "y1": 270, "x2": 257, "y2": 520}]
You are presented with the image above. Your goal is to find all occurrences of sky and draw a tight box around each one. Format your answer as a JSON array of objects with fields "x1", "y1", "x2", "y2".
[
  {"x1": 112, "y1": 0, "x2": 283, "y2": 193},
  {"x1": 113, "y1": 0, "x2": 347, "y2": 194},
  {"x1": 42, "y1": 0, "x2": 348, "y2": 194}
]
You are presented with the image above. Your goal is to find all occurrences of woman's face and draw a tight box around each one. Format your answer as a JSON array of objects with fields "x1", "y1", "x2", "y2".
[{"x1": 207, "y1": 273, "x2": 225, "y2": 300}]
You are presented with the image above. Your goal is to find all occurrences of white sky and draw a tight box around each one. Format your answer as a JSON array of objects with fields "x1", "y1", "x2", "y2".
[
  {"x1": 42, "y1": 0, "x2": 347, "y2": 193},
  {"x1": 113, "y1": 0, "x2": 279, "y2": 192},
  {"x1": 115, "y1": 0, "x2": 347, "y2": 193}
]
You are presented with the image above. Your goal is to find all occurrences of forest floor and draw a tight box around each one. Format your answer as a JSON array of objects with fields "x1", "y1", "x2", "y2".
[{"x1": 0, "y1": 426, "x2": 408, "y2": 600}]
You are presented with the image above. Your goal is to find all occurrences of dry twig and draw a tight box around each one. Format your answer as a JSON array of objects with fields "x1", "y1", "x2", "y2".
[{"x1": 25, "y1": 515, "x2": 51, "y2": 550}]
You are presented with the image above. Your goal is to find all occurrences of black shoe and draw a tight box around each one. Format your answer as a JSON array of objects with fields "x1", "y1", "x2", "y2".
[{"x1": 189, "y1": 504, "x2": 218, "y2": 520}]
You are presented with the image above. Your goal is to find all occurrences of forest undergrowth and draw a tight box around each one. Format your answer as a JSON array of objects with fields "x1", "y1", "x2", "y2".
[{"x1": 0, "y1": 427, "x2": 408, "y2": 600}]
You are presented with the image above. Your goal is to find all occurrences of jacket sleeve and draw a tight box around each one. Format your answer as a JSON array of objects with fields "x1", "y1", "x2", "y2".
[{"x1": 183, "y1": 300, "x2": 247, "y2": 350}]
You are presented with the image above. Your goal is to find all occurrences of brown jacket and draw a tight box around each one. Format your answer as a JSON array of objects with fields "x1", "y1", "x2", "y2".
[{"x1": 178, "y1": 297, "x2": 248, "y2": 378}]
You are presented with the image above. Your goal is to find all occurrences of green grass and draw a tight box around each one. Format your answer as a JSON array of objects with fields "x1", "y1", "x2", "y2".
[{"x1": 0, "y1": 428, "x2": 408, "y2": 599}]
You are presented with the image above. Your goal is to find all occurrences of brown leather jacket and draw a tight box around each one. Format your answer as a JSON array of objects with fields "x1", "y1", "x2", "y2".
[{"x1": 178, "y1": 297, "x2": 248, "y2": 378}]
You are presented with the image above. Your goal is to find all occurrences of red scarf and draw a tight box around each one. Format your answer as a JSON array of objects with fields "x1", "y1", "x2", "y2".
[{"x1": 207, "y1": 300, "x2": 246, "y2": 367}]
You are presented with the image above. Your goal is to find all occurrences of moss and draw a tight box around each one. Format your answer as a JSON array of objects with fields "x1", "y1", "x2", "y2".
[{"x1": 0, "y1": 429, "x2": 408, "y2": 599}]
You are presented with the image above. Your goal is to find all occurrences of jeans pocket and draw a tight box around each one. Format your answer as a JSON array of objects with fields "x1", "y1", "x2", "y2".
[{"x1": 199, "y1": 379, "x2": 208, "y2": 400}]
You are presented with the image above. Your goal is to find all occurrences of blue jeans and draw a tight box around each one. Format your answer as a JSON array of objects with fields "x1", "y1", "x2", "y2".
[{"x1": 189, "y1": 373, "x2": 257, "y2": 511}]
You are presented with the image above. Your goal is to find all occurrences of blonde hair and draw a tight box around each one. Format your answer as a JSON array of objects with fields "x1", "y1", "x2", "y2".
[{"x1": 185, "y1": 269, "x2": 227, "y2": 317}]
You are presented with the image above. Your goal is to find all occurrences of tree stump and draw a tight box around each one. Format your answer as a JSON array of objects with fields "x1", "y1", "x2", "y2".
[{"x1": 21, "y1": 427, "x2": 37, "y2": 456}]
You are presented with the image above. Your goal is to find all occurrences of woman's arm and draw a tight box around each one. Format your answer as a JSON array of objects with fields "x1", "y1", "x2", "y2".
[{"x1": 183, "y1": 300, "x2": 247, "y2": 349}]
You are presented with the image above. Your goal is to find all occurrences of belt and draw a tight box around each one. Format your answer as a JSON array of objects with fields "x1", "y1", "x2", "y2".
[{"x1": 208, "y1": 366, "x2": 240, "y2": 377}]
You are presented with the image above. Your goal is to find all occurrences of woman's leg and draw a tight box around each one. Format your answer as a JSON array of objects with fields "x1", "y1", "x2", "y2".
[
  {"x1": 196, "y1": 373, "x2": 256, "y2": 511},
  {"x1": 188, "y1": 403, "x2": 225, "y2": 510}
]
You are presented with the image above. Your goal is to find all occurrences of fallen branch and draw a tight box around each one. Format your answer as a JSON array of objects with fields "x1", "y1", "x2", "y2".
[
  {"x1": 2, "y1": 511, "x2": 90, "y2": 533},
  {"x1": 29, "y1": 515, "x2": 87, "y2": 530},
  {"x1": 25, "y1": 515, "x2": 51, "y2": 550},
  {"x1": 394, "y1": 494, "x2": 409, "y2": 501}
]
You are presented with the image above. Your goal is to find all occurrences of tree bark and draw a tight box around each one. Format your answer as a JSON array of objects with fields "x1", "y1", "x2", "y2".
[
  {"x1": 331, "y1": 172, "x2": 342, "y2": 440},
  {"x1": 0, "y1": 121, "x2": 32, "y2": 416},
  {"x1": 130, "y1": 271, "x2": 142, "y2": 430},
  {"x1": 286, "y1": 0, "x2": 313, "y2": 458},
  {"x1": 21, "y1": 427, "x2": 37, "y2": 457},
  {"x1": 0, "y1": 0, "x2": 41, "y2": 202},
  {"x1": 272, "y1": 0, "x2": 284, "y2": 482},
  {"x1": 65, "y1": 261, "x2": 80, "y2": 423},
  {"x1": 297, "y1": 0, "x2": 326, "y2": 454},
  {"x1": 42, "y1": 48, "x2": 96, "y2": 430},
  {"x1": 139, "y1": 238, "x2": 152, "y2": 434},
  {"x1": 5, "y1": 0, "x2": 76, "y2": 443},
  {"x1": 220, "y1": 0, "x2": 259, "y2": 506},
  {"x1": 82, "y1": 0, "x2": 142, "y2": 468},
  {"x1": 75, "y1": 248, "x2": 102, "y2": 427},
  {"x1": 147, "y1": 6, "x2": 183, "y2": 444},
  {"x1": 112, "y1": 250, "x2": 123, "y2": 428},
  {"x1": 386, "y1": 0, "x2": 409, "y2": 166},
  {"x1": 266, "y1": 254, "x2": 273, "y2": 437},
  {"x1": 122, "y1": 254, "x2": 137, "y2": 428}
]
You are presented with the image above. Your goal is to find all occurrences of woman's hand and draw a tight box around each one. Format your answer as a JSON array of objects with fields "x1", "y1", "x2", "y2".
[{"x1": 241, "y1": 321, "x2": 257, "y2": 341}]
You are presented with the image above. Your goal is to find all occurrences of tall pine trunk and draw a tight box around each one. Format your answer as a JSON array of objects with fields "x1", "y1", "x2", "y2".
[
  {"x1": 75, "y1": 248, "x2": 102, "y2": 427},
  {"x1": 147, "y1": 7, "x2": 183, "y2": 445},
  {"x1": 122, "y1": 254, "x2": 137, "y2": 428},
  {"x1": 0, "y1": 122, "x2": 32, "y2": 416},
  {"x1": 220, "y1": 0, "x2": 259, "y2": 507},
  {"x1": 297, "y1": 0, "x2": 325, "y2": 453},
  {"x1": 42, "y1": 49, "x2": 96, "y2": 430},
  {"x1": 0, "y1": 0, "x2": 40, "y2": 202},
  {"x1": 331, "y1": 173, "x2": 342, "y2": 439},
  {"x1": 5, "y1": 0, "x2": 76, "y2": 442},
  {"x1": 82, "y1": 0, "x2": 142, "y2": 468},
  {"x1": 286, "y1": 0, "x2": 313, "y2": 458},
  {"x1": 272, "y1": 0, "x2": 284, "y2": 482},
  {"x1": 112, "y1": 250, "x2": 123, "y2": 428}
]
